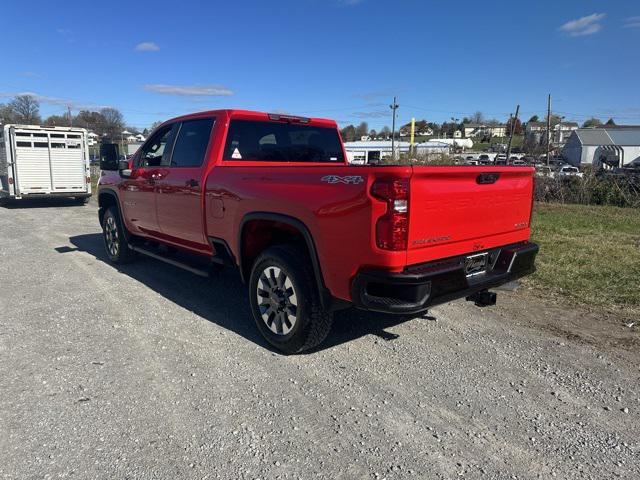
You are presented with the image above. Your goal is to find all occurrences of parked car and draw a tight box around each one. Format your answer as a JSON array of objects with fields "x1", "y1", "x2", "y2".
[
  {"x1": 535, "y1": 166, "x2": 554, "y2": 177},
  {"x1": 478, "y1": 154, "x2": 491, "y2": 164},
  {"x1": 511, "y1": 159, "x2": 527, "y2": 166},
  {"x1": 495, "y1": 154, "x2": 508, "y2": 165},
  {"x1": 557, "y1": 165, "x2": 584, "y2": 178},
  {"x1": 97, "y1": 109, "x2": 538, "y2": 353}
]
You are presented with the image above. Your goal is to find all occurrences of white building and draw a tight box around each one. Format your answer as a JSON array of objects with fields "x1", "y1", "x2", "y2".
[
  {"x1": 562, "y1": 127, "x2": 640, "y2": 168},
  {"x1": 87, "y1": 131, "x2": 99, "y2": 146},
  {"x1": 463, "y1": 123, "x2": 507, "y2": 138},
  {"x1": 344, "y1": 140, "x2": 450, "y2": 164}
]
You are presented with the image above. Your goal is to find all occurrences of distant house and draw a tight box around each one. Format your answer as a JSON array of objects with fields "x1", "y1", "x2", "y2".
[
  {"x1": 525, "y1": 121, "x2": 547, "y2": 135},
  {"x1": 562, "y1": 126, "x2": 640, "y2": 167},
  {"x1": 87, "y1": 131, "x2": 99, "y2": 146},
  {"x1": 135, "y1": 133, "x2": 146, "y2": 142},
  {"x1": 463, "y1": 123, "x2": 506, "y2": 138},
  {"x1": 399, "y1": 127, "x2": 433, "y2": 137},
  {"x1": 126, "y1": 135, "x2": 137, "y2": 143},
  {"x1": 553, "y1": 122, "x2": 579, "y2": 145}
]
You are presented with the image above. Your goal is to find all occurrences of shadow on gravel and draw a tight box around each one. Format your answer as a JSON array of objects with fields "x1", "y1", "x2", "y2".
[
  {"x1": 67, "y1": 233, "x2": 431, "y2": 354},
  {"x1": 1, "y1": 197, "x2": 90, "y2": 209}
]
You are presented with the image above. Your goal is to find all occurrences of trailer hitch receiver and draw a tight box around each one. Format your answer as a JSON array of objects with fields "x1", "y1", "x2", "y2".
[{"x1": 466, "y1": 290, "x2": 497, "y2": 307}]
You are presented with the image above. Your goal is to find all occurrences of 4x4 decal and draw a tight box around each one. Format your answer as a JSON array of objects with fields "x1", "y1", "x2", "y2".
[{"x1": 321, "y1": 175, "x2": 364, "y2": 185}]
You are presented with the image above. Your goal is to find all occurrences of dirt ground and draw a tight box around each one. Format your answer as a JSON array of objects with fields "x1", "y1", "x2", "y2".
[{"x1": 1, "y1": 198, "x2": 638, "y2": 479}]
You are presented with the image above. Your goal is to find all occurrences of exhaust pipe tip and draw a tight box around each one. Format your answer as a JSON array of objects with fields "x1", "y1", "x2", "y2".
[{"x1": 466, "y1": 290, "x2": 497, "y2": 307}]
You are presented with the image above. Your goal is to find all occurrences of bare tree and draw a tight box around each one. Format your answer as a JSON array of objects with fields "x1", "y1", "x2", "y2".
[
  {"x1": 100, "y1": 107, "x2": 125, "y2": 139},
  {"x1": 0, "y1": 103, "x2": 16, "y2": 124},
  {"x1": 471, "y1": 111, "x2": 484, "y2": 124},
  {"x1": 9, "y1": 95, "x2": 41, "y2": 124}
]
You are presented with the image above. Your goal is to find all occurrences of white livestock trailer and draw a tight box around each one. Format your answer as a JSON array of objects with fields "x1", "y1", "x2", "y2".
[{"x1": 0, "y1": 125, "x2": 91, "y2": 204}]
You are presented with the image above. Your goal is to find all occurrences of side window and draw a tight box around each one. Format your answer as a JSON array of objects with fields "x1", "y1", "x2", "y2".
[
  {"x1": 167, "y1": 118, "x2": 214, "y2": 168},
  {"x1": 137, "y1": 125, "x2": 175, "y2": 167}
]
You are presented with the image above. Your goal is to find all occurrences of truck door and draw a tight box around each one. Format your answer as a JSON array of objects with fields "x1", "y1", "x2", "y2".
[
  {"x1": 155, "y1": 117, "x2": 214, "y2": 250},
  {"x1": 120, "y1": 124, "x2": 176, "y2": 236}
]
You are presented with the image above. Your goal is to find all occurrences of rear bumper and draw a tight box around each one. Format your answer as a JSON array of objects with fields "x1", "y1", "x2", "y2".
[{"x1": 351, "y1": 241, "x2": 538, "y2": 314}]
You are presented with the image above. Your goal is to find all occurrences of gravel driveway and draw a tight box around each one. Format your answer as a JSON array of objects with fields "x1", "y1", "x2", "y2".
[{"x1": 1, "y1": 199, "x2": 638, "y2": 479}]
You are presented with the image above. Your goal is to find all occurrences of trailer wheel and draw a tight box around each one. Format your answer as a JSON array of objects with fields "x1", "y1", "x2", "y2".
[
  {"x1": 102, "y1": 206, "x2": 136, "y2": 264},
  {"x1": 249, "y1": 245, "x2": 333, "y2": 354},
  {"x1": 74, "y1": 196, "x2": 90, "y2": 205}
]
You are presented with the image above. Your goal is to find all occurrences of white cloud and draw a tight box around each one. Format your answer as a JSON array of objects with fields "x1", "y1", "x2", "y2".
[
  {"x1": 623, "y1": 16, "x2": 640, "y2": 29},
  {"x1": 135, "y1": 42, "x2": 160, "y2": 52},
  {"x1": 559, "y1": 13, "x2": 606, "y2": 36},
  {"x1": 0, "y1": 91, "x2": 108, "y2": 111},
  {"x1": 352, "y1": 110, "x2": 389, "y2": 119},
  {"x1": 144, "y1": 84, "x2": 234, "y2": 97}
]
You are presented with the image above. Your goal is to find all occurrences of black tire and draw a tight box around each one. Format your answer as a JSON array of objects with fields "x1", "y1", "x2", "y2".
[
  {"x1": 74, "y1": 196, "x2": 90, "y2": 205},
  {"x1": 249, "y1": 245, "x2": 333, "y2": 354},
  {"x1": 102, "y1": 206, "x2": 136, "y2": 264}
]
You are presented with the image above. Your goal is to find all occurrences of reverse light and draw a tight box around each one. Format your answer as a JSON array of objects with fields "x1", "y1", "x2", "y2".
[{"x1": 371, "y1": 178, "x2": 410, "y2": 250}]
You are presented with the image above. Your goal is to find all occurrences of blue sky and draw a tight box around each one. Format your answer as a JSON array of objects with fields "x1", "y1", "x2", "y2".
[{"x1": 1, "y1": 0, "x2": 639, "y2": 130}]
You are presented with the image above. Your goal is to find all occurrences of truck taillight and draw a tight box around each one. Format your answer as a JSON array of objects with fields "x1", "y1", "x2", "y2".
[
  {"x1": 8, "y1": 178, "x2": 13, "y2": 185},
  {"x1": 371, "y1": 178, "x2": 409, "y2": 250}
]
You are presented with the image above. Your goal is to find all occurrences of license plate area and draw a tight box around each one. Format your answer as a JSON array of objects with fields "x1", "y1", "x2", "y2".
[{"x1": 464, "y1": 252, "x2": 488, "y2": 277}]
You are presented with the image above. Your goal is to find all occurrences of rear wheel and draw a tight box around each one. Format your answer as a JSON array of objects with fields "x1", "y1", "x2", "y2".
[
  {"x1": 249, "y1": 245, "x2": 333, "y2": 354},
  {"x1": 102, "y1": 206, "x2": 136, "y2": 264}
]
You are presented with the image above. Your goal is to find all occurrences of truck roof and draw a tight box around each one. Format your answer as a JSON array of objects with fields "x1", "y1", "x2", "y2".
[{"x1": 159, "y1": 109, "x2": 338, "y2": 130}]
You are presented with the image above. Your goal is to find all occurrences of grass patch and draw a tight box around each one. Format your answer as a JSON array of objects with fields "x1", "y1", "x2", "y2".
[{"x1": 525, "y1": 203, "x2": 640, "y2": 318}]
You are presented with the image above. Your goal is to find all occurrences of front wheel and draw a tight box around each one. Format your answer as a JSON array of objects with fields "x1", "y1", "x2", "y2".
[
  {"x1": 102, "y1": 206, "x2": 136, "y2": 264},
  {"x1": 249, "y1": 245, "x2": 333, "y2": 354}
]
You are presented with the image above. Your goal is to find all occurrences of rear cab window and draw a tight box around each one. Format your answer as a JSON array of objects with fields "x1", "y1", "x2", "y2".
[{"x1": 223, "y1": 119, "x2": 344, "y2": 163}]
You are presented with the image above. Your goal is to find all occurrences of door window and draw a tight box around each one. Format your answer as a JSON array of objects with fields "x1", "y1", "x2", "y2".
[
  {"x1": 138, "y1": 125, "x2": 175, "y2": 167},
  {"x1": 167, "y1": 118, "x2": 214, "y2": 168}
]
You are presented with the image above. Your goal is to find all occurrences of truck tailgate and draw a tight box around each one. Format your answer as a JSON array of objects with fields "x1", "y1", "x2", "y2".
[{"x1": 407, "y1": 166, "x2": 534, "y2": 265}]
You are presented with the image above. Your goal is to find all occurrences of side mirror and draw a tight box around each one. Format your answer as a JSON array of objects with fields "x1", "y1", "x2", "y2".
[
  {"x1": 119, "y1": 159, "x2": 132, "y2": 178},
  {"x1": 99, "y1": 143, "x2": 120, "y2": 171}
]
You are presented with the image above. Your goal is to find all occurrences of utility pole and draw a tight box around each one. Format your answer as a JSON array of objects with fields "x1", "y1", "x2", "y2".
[
  {"x1": 390, "y1": 97, "x2": 399, "y2": 159},
  {"x1": 546, "y1": 94, "x2": 551, "y2": 166},
  {"x1": 68, "y1": 106, "x2": 73, "y2": 127},
  {"x1": 450, "y1": 117, "x2": 459, "y2": 153},
  {"x1": 506, "y1": 104, "x2": 520, "y2": 160}
]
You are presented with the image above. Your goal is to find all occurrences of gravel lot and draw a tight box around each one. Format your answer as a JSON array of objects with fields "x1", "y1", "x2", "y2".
[{"x1": 1, "y1": 199, "x2": 639, "y2": 479}]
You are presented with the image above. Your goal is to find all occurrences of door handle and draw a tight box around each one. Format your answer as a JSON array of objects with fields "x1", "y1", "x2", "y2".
[{"x1": 186, "y1": 179, "x2": 199, "y2": 187}]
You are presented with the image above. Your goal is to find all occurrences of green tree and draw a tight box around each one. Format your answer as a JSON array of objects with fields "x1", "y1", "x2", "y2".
[
  {"x1": 355, "y1": 121, "x2": 369, "y2": 139},
  {"x1": 340, "y1": 124, "x2": 356, "y2": 142},
  {"x1": 528, "y1": 115, "x2": 539, "y2": 123},
  {"x1": 605, "y1": 118, "x2": 616, "y2": 126},
  {"x1": 582, "y1": 117, "x2": 602, "y2": 128}
]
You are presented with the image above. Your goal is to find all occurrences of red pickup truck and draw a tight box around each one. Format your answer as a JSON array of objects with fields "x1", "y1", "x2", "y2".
[{"x1": 98, "y1": 109, "x2": 538, "y2": 353}]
